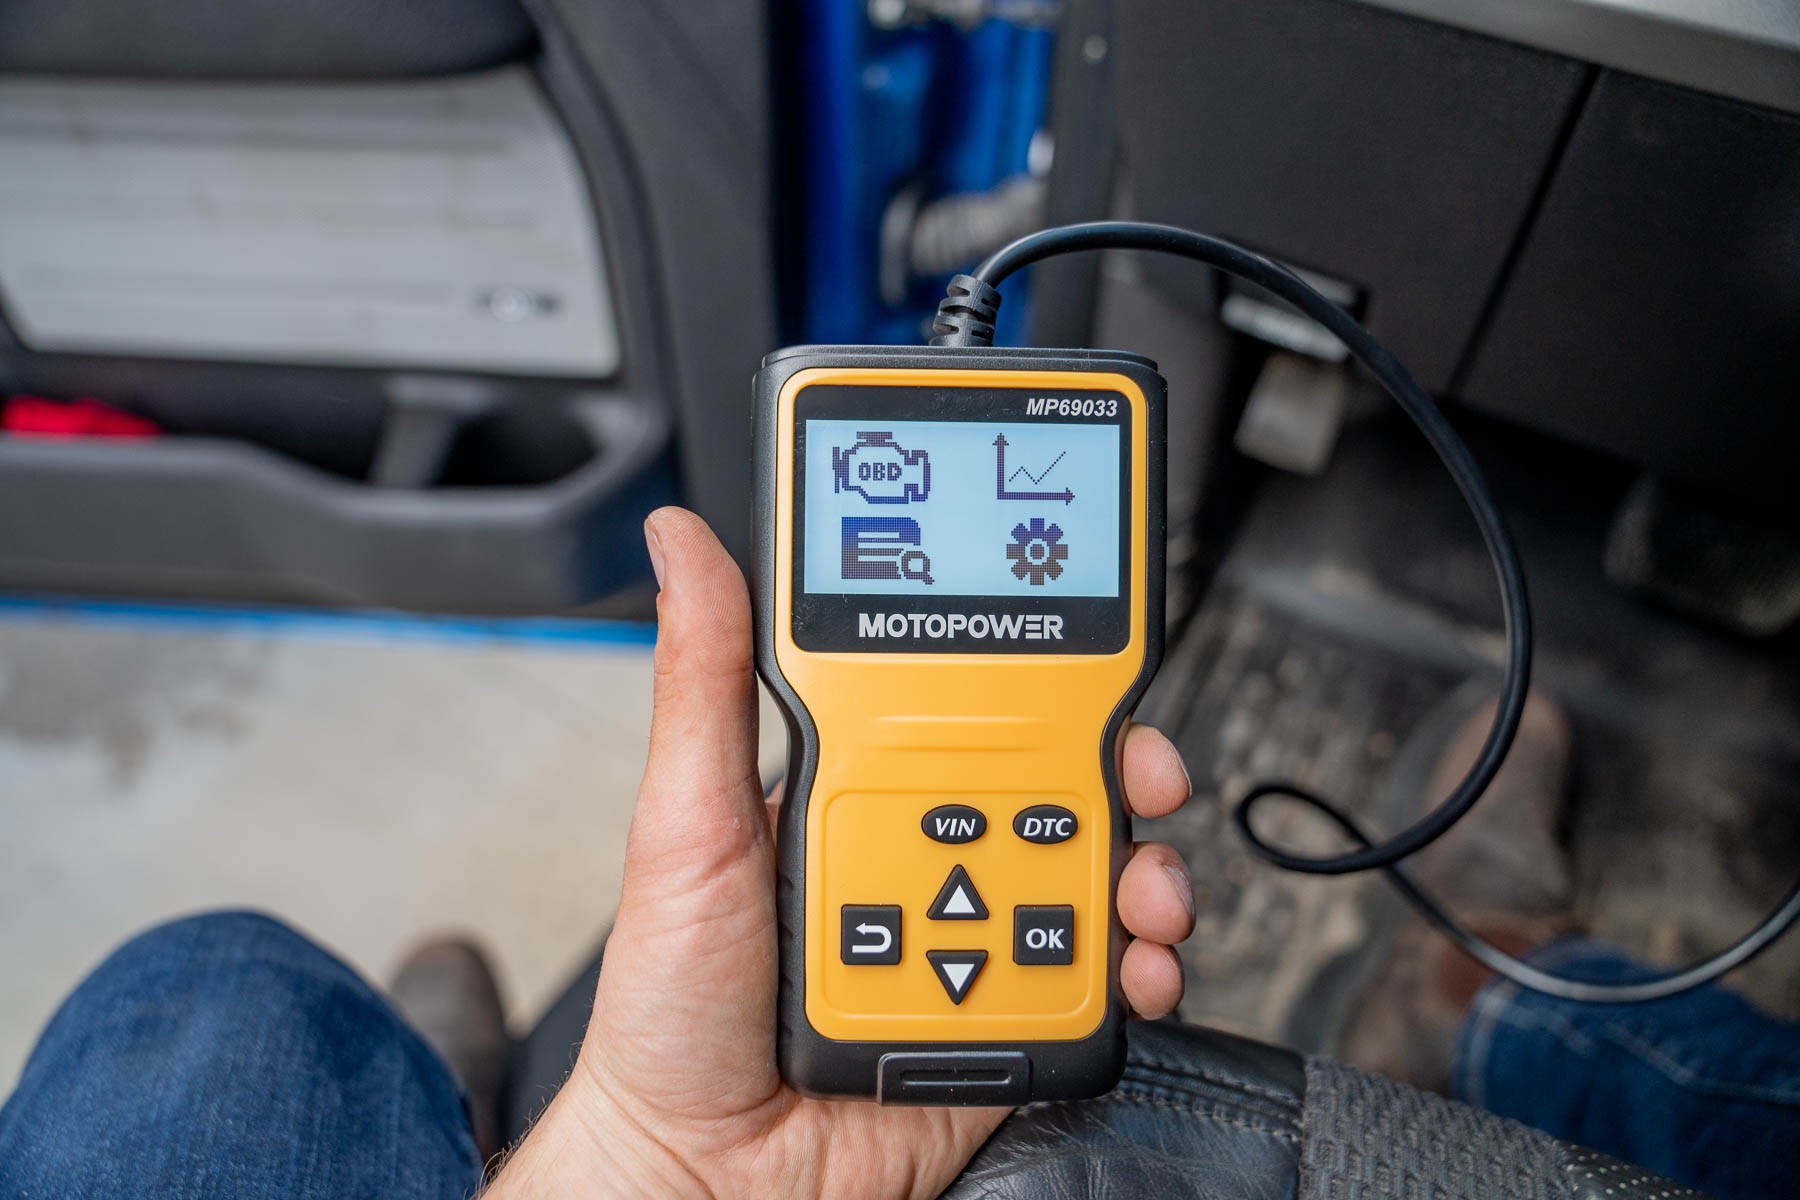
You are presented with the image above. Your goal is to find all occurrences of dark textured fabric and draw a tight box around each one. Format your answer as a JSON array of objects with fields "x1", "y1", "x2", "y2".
[
  {"x1": 944, "y1": 1020, "x2": 1305, "y2": 1198},
  {"x1": 1456, "y1": 939, "x2": 1800, "y2": 1200},
  {"x1": 1299, "y1": 1055, "x2": 1712, "y2": 1200},
  {"x1": 944, "y1": 1024, "x2": 1707, "y2": 1200},
  {"x1": 0, "y1": 912, "x2": 481, "y2": 1200},
  {"x1": 1301, "y1": 1055, "x2": 1568, "y2": 1199}
]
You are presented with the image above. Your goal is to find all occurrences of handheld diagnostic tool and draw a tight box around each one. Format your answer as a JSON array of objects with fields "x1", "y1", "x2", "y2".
[{"x1": 753, "y1": 344, "x2": 1166, "y2": 1104}]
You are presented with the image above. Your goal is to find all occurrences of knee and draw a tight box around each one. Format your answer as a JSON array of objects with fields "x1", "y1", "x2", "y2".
[
  {"x1": 91, "y1": 909, "x2": 342, "y2": 993},
  {"x1": 52, "y1": 909, "x2": 375, "y2": 1047},
  {"x1": 26, "y1": 908, "x2": 457, "y2": 1115},
  {"x1": 5, "y1": 914, "x2": 481, "y2": 1193},
  {"x1": 121, "y1": 908, "x2": 316, "y2": 960}
]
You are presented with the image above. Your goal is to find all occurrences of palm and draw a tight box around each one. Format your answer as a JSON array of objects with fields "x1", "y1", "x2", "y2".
[{"x1": 770, "y1": 1097, "x2": 1006, "y2": 1198}]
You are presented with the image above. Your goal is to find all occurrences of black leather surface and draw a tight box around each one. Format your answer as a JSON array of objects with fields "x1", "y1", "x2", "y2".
[
  {"x1": 1561, "y1": 1147, "x2": 1707, "y2": 1200},
  {"x1": 0, "y1": 0, "x2": 534, "y2": 78},
  {"x1": 943, "y1": 1020, "x2": 1304, "y2": 1199},
  {"x1": 944, "y1": 1020, "x2": 1706, "y2": 1200}
]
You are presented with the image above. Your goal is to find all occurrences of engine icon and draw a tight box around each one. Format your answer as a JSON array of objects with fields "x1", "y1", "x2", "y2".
[
  {"x1": 832, "y1": 432, "x2": 931, "y2": 504},
  {"x1": 1007, "y1": 518, "x2": 1068, "y2": 585}
]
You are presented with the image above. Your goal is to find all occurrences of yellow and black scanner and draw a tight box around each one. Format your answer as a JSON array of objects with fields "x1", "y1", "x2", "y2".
[{"x1": 753, "y1": 343, "x2": 1167, "y2": 1104}]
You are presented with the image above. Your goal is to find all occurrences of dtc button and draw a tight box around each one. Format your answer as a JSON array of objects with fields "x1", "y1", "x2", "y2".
[{"x1": 1013, "y1": 805, "x2": 1077, "y2": 844}]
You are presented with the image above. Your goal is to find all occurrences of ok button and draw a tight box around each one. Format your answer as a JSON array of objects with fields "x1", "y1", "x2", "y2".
[{"x1": 1013, "y1": 905, "x2": 1075, "y2": 965}]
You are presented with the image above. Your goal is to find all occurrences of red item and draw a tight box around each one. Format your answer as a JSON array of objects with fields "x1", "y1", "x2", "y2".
[{"x1": 2, "y1": 395, "x2": 161, "y2": 440}]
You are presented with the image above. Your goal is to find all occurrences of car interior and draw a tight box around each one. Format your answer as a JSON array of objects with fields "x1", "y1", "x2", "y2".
[{"x1": 1, "y1": 0, "x2": 1795, "y2": 1193}]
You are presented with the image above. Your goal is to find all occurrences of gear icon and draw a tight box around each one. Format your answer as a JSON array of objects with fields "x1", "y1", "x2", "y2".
[{"x1": 1007, "y1": 518, "x2": 1068, "y2": 585}]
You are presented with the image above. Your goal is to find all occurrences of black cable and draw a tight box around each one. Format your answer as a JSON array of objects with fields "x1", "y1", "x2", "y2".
[
  {"x1": 930, "y1": 219, "x2": 1800, "y2": 1003},
  {"x1": 943, "y1": 221, "x2": 1533, "y2": 879}
]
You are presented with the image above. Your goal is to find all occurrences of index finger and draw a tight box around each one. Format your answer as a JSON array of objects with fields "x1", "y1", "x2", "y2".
[{"x1": 1121, "y1": 724, "x2": 1192, "y2": 818}]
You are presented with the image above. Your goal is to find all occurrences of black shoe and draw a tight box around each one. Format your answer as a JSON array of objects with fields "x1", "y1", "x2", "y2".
[{"x1": 390, "y1": 938, "x2": 510, "y2": 1165}]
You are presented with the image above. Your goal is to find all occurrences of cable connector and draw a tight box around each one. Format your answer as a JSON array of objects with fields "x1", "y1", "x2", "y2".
[{"x1": 928, "y1": 274, "x2": 1003, "y2": 347}]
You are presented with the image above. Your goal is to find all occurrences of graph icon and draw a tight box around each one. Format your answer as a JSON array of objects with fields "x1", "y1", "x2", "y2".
[{"x1": 993, "y1": 434, "x2": 1074, "y2": 504}]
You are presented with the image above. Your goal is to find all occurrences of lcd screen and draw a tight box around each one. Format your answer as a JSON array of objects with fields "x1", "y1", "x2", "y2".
[{"x1": 800, "y1": 419, "x2": 1122, "y2": 598}]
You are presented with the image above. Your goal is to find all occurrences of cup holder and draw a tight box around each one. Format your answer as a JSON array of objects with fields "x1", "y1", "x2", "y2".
[
  {"x1": 434, "y1": 403, "x2": 597, "y2": 487},
  {"x1": 0, "y1": 373, "x2": 671, "y2": 610}
]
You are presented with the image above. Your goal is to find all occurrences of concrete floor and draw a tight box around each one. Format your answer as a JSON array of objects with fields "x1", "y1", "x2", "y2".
[{"x1": 0, "y1": 609, "x2": 785, "y2": 1090}]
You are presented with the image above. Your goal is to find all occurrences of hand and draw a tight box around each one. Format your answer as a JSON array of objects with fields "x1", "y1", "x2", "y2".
[{"x1": 486, "y1": 508, "x2": 1197, "y2": 1199}]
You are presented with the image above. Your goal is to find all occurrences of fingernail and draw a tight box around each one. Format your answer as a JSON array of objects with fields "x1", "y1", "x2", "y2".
[
  {"x1": 645, "y1": 523, "x2": 666, "y2": 591},
  {"x1": 1169, "y1": 739, "x2": 1192, "y2": 800},
  {"x1": 1165, "y1": 862, "x2": 1195, "y2": 917}
]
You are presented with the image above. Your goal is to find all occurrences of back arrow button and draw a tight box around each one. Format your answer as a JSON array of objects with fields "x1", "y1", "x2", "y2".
[{"x1": 841, "y1": 905, "x2": 902, "y2": 965}]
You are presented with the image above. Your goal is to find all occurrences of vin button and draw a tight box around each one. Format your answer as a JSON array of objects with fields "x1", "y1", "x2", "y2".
[{"x1": 922, "y1": 805, "x2": 986, "y2": 844}]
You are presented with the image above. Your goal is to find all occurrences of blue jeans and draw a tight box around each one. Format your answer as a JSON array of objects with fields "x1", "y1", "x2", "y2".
[
  {"x1": 0, "y1": 912, "x2": 481, "y2": 1199},
  {"x1": 1455, "y1": 938, "x2": 1800, "y2": 1200},
  {"x1": 3, "y1": 914, "x2": 1795, "y2": 1199}
]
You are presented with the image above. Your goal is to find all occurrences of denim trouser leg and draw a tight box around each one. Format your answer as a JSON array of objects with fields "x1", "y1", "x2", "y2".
[
  {"x1": 0, "y1": 911, "x2": 482, "y2": 1200},
  {"x1": 7, "y1": 916, "x2": 1791, "y2": 1199},
  {"x1": 1453, "y1": 937, "x2": 1800, "y2": 1200}
]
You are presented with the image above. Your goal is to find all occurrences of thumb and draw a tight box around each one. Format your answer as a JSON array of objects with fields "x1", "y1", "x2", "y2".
[
  {"x1": 625, "y1": 506, "x2": 768, "y2": 907},
  {"x1": 574, "y1": 508, "x2": 783, "y2": 1141}
]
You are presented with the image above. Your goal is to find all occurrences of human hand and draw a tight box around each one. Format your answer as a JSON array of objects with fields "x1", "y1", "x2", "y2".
[{"x1": 486, "y1": 508, "x2": 1197, "y2": 1199}]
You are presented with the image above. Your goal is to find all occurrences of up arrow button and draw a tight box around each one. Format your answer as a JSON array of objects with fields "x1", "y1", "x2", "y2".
[{"x1": 927, "y1": 865, "x2": 989, "y2": 921}]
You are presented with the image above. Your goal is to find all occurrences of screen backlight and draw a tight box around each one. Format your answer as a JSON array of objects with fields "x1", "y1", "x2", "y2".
[{"x1": 800, "y1": 418, "x2": 1121, "y2": 598}]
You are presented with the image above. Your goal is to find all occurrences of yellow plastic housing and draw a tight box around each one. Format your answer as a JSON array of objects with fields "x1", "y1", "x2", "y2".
[{"x1": 773, "y1": 367, "x2": 1151, "y2": 1042}]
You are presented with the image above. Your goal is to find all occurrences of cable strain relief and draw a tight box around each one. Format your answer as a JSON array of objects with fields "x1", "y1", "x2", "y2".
[{"x1": 928, "y1": 275, "x2": 1003, "y2": 347}]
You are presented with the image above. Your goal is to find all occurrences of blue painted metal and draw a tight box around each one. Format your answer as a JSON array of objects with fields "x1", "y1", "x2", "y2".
[
  {"x1": 790, "y1": 6, "x2": 1055, "y2": 348},
  {"x1": 0, "y1": 593, "x2": 657, "y2": 651}
]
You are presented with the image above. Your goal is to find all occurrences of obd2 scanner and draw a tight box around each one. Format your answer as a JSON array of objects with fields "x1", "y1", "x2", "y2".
[{"x1": 753, "y1": 345, "x2": 1166, "y2": 1104}]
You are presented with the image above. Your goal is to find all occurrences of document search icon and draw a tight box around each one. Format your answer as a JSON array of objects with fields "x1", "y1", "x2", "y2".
[{"x1": 841, "y1": 517, "x2": 934, "y2": 584}]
